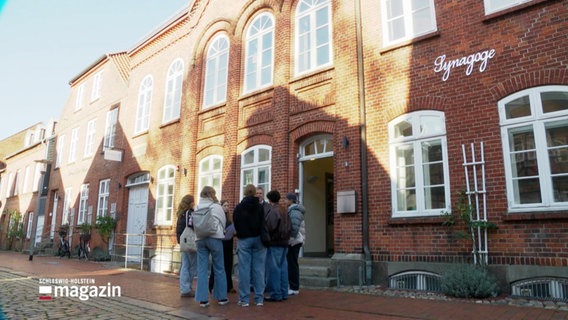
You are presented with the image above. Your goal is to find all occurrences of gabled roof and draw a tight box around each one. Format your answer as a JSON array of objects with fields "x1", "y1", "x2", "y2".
[{"x1": 69, "y1": 52, "x2": 129, "y2": 86}]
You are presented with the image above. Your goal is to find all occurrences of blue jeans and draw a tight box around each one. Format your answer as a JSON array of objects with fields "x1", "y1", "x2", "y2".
[
  {"x1": 195, "y1": 237, "x2": 227, "y2": 303},
  {"x1": 265, "y1": 246, "x2": 289, "y2": 300},
  {"x1": 180, "y1": 251, "x2": 197, "y2": 294},
  {"x1": 237, "y1": 236, "x2": 267, "y2": 304}
]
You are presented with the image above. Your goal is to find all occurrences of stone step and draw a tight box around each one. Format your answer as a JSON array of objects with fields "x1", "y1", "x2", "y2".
[
  {"x1": 300, "y1": 265, "x2": 331, "y2": 277},
  {"x1": 299, "y1": 257, "x2": 336, "y2": 288},
  {"x1": 301, "y1": 275, "x2": 337, "y2": 288}
]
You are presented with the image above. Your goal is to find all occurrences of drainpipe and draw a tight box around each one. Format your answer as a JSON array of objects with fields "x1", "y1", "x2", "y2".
[{"x1": 355, "y1": 0, "x2": 372, "y2": 285}]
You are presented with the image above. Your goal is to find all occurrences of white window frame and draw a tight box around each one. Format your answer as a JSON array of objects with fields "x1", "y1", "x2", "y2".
[
  {"x1": 26, "y1": 212, "x2": 33, "y2": 239},
  {"x1": 380, "y1": 0, "x2": 437, "y2": 47},
  {"x1": 243, "y1": 12, "x2": 275, "y2": 94},
  {"x1": 84, "y1": 119, "x2": 97, "y2": 157},
  {"x1": 14, "y1": 170, "x2": 20, "y2": 196},
  {"x1": 295, "y1": 0, "x2": 333, "y2": 76},
  {"x1": 6, "y1": 172, "x2": 13, "y2": 197},
  {"x1": 56, "y1": 134, "x2": 65, "y2": 168},
  {"x1": 163, "y1": 59, "x2": 184, "y2": 123},
  {"x1": 69, "y1": 127, "x2": 79, "y2": 163},
  {"x1": 97, "y1": 179, "x2": 110, "y2": 217},
  {"x1": 202, "y1": 34, "x2": 229, "y2": 109},
  {"x1": 240, "y1": 145, "x2": 271, "y2": 199},
  {"x1": 90, "y1": 71, "x2": 103, "y2": 102},
  {"x1": 62, "y1": 187, "x2": 72, "y2": 225},
  {"x1": 198, "y1": 155, "x2": 223, "y2": 198},
  {"x1": 499, "y1": 85, "x2": 568, "y2": 212},
  {"x1": 32, "y1": 163, "x2": 41, "y2": 192},
  {"x1": 135, "y1": 75, "x2": 153, "y2": 134},
  {"x1": 78, "y1": 184, "x2": 89, "y2": 224},
  {"x1": 155, "y1": 165, "x2": 176, "y2": 226},
  {"x1": 389, "y1": 111, "x2": 451, "y2": 217},
  {"x1": 22, "y1": 166, "x2": 30, "y2": 194},
  {"x1": 484, "y1": 0, "x2": 532, "y2": 15},
  {"x1": 75, "y1": 84, "x2": 85, "y2": 111},
  {"x1": 103, "y1": 108, "x2": 118, "y2": 150}
]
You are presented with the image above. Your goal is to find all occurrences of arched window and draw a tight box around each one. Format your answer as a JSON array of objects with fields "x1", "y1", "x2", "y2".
[
  {"x1": 203, "y1": 34, "x2": 229, "y2": 109},
  {"x1": 389, "y1": 111, "x2": 450, "y2": 217},
  {"x1": 240, "y1": 145, "x2": 271, "y2": 198},
  {"x1": 243, "y1": 12, "x2": 274, "y2": 93},
  {"x1": 155, "y1": 166, "x2": 176, "y2": 225},
  {"x1": 135, "y1": 75, "x2": 153, "y2": 134},
  {"x1": 163, "y1": 59, "x2": 184, "y2": 123},
  {"x1": 499, "y1": 85, "x2": 568, "y2": 211},
  {"x1": 198, "y1": 155, "x2": 223, "y2": 197},
  {"x1": 300, "y1": 135, "x2": 333, "y2": 161},
  {"x1": 295, "y1": 0, "x2": 332, "y2": 75}
]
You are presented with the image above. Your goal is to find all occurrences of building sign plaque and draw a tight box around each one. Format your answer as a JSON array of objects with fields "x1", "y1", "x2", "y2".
[{"x1": 434, "y1": 49, "x2": 496, "y2": 81}]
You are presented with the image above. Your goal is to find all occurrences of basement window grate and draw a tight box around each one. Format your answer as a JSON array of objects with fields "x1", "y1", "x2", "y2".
[
  {"x1": 511, "y1": 278, "x2": 568, "y2": 302},
  {"x1": 388, "y1": 271, "x2": 442, "y2": 292}
]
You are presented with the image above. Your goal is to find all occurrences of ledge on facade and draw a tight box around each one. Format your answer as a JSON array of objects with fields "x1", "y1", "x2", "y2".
[
  {"x1": 502, "y1": 211, "x2": 568, "y2": 222},
  {"x1": 387, "y1": 216, "x2": 446, "y2": 226},
  {"x1": 379, "y1": 31, "x2": 440, "y2": 55}
]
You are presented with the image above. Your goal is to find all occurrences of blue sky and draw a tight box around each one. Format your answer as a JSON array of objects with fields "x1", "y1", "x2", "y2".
[{"x1": 0, "y1": 0, "x2": 188, "y2": 141}]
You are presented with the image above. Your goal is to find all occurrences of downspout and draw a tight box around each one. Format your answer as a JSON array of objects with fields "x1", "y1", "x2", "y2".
[{"x1": 354, "y1": 0, "x2": 372, "y2": 285}]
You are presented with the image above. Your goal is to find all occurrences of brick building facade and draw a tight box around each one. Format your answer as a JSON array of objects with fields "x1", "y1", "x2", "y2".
[{"x1": 1, "y1": 0, "x2": 566, "y2": 297}]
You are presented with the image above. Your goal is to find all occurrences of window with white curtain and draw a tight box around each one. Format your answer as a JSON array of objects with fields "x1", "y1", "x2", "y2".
[
  {"x1": 135, "y1": 75, "x2": 153, "y2": 134},
  {"x1": 499, "y1": 86, "x2": 568, "y2": 211},
  {"x1": 240, "y1": 145, "x2": 271, "y2": 199},
  {"x1": 244, "y1": 12, "x2": 274, "y2": 94},
  {"x1": 295, "y1": 0, "x2": 332, "y2": 75},
  {"x1": 163, "y1": 59, "x2": 184, "y2": 123},
  {"x1": 203, "y1": 34, "x2": 229, "y2": 109},
  {"x1": 389, "y1": 111, "x2": 450, "y2": 217},
  {"x1": 155, "y1": 166, "x2": 176, "y2": 225}
]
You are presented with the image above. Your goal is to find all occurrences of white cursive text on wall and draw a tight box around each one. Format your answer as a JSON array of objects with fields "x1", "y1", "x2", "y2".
[{"x1": 433, "y1": 49, "x2": 496, "y2": 81}]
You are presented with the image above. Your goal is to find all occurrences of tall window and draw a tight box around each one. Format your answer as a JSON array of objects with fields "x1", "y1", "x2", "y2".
[
  {"x1": 26, "y1": 212, "x2": 33, "y2": 239},
  {"x1": 135, "y1": 75, "x2": 153, "y2": 134},
  {"x1": 97, "y1": 179, "x2": 110, "y2": 217},
  {"x1": 389, "y1": 111, "x2": 450, "y2": 217},
  {"x1": 6, "y1": 173, "x2": 13, "y2": 197},
  {"x1": 84, "y1": 119, "x2": 97, "y2": 157},
  {"x1": 23, "y1": 166, "x2": 30, "y2": 193},
  {"x1": 203, "y1": 34, "x2": 229, "y2": 109},
  {"x1": 75, "y1": 84, "x2": 85, "y2": 110},
  {"x1": 484, "y1": 0, "x2": 531, "y2": 15},
  {"x1": 32, "y1": 163, "x2": 41, "y2": 192},
  {"x1": 295, "y1": 0, "x2": 332, "y2": 75},
  {"x1": 14, "y1": 170, "x2": 20, "y2": 196},
  {"x1": 104, "y1": 108, "x2": 118, "y2": 149},
  {"x1": 91, "y1": 71, "x2": 103, "y2": 101},
  {"x1": 56, "y1": 134, "x2": 65, "y2": 168},
  {"x1": 155, "y1": 166, "x2": 176, "y2": 225},
  {"x1": 63, "y1": 187, "x2": 72, "y2": 225},
  {"x1": 78, "y1": 184, "x2": 89, "y2": 224},
  {"x1": 240, "y1": 145, "x2": 271, "y2": 199},
  {"x1": 244, "y1": 13, "x2": 274, "y2": 94},
  {"x1": 163, "y1": 59, "x2": 184, "y2": 123},
  {"x1": 499, "y1": 86, "x2": 568, "y2": 211},
  {"x1": 381, "y1": 0, "x2": 437, "y2": 47},
  {"x1": 198, "y1": 156, "x2": 223, "y2": 197},
  {"x1": 69, "y1": 127, "x2": 79, "y2": 163}
]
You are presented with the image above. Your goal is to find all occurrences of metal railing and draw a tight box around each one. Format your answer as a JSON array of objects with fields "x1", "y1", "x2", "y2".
[{"x1": 110, "y1": 232, "x2": 181, "y2": 273}]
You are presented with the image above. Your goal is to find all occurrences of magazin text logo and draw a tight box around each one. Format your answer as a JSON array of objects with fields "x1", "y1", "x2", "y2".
[{"x1": 38, "y1": 278, "x2": 121, "y2": 301}]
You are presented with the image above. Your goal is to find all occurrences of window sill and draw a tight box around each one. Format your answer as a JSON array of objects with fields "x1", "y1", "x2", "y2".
[
  {"x1": 388, "y1": 215, "x2": 446, "y2": 225},
  {"x1": 482, "y1": 0, "x2": 552, "y2": 23},
  {"x1": 380, "y1": 31, "x2": 440, "y2": 55},
  {"x1": 502, "y1": 211, "x2": 568, "y2": 222},
  {"x1": 160, "y1": 118, "x2": 180, "y2": 129}
]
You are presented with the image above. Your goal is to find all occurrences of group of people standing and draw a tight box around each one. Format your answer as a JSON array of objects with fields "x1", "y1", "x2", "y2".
[{"x1": 175, "y1": 184, "x2": 306, "y2": 308}]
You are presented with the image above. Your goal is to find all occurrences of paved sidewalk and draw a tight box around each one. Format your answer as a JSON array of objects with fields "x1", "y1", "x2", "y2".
[{"x1": 0, "y1": 251, "x2": 566, "y2": 320}]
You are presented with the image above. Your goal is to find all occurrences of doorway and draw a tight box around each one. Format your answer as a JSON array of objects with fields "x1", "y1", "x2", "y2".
[
  {"x1": 125, "y1": 173, "x2": 150, "y2": 262},
  {"x1": 299, "y1": 135, "x2": 334, "y2": 257}
]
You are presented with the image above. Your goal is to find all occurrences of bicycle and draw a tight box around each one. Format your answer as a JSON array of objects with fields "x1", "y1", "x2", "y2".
[
  {"x1": 78, "y1": 234, "x2": 90, "y2": 260},
  {"x1": 57, "y1": 230, "x2": 71, "y2": 259}
]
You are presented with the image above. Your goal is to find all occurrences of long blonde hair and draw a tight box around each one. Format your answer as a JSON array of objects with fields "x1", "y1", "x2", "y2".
[
  {"x1": 176, "y1": 194, "x2": 194, "y2": 218},
  {"x1": 200, "y1": 186, "x2": 219, "y2": 203}
]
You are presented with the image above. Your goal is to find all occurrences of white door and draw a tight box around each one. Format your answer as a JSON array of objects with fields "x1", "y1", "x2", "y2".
[{"x1": 126, "y1": 185, "x2": 148, "y2": 262}]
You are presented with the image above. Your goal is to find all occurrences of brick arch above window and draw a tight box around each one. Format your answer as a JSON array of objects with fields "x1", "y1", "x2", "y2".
[
  {"x1": 233, "y1": 1, "x2": 279, "y2": 38},
  {"x1": 191, "y1": 21, "x2": 233, "y2": 68},
  {"x1": 195, "y1": 145, "x2": 225, "y2": 161},
  {"x1": 384, "y1": 96, "x2": 447, "y2": 123},
  {"x1": 290, "y1": 120, "x2": 335, "y2": 143},
  {"x1": 489, "y1": 68, "x2": 568, "y2": 101},
  {"x1": 236, "y1": 134, "x2": 274, "y2": 154}
]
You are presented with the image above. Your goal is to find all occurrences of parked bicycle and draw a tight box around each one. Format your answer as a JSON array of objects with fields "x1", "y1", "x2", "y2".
[
  {"x1": 57, "y1": 230, "x2": 71, "y2": 259},
  {"x1": 78, "y1": 234, "x2": 90, "y2": 260}
]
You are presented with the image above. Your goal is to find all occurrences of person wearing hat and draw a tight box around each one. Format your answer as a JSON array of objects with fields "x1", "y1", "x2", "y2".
[{"x1": 284, "y1": 192, "x2": 305, "y2": 296}]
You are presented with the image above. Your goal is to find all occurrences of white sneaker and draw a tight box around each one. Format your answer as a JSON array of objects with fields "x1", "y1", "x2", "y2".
[{"x1": 288, "y1": 289, "x2": 299, "y2": 295}]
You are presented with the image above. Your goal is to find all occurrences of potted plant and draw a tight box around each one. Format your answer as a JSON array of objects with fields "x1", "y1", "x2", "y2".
[{"x1": 78, "y1": 222, "x2": 92, "y2": 242}]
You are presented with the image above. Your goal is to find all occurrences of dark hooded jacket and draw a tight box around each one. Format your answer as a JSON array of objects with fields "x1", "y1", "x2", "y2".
[{"x1": 233, "y1": 195, "x2": 264, "y2": 239}]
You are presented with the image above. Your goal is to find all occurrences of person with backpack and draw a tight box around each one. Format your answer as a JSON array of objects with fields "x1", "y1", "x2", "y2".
[
  {"x1": 175, "y1": 194, "x2": 197, "y2": 298},
  {"x1": 263, "y1": 190, "x2": 291, "y2": 302},
  {"x1": 285, "y1": 192, "x2": 306, "y2": 296},
  {"x1": 208, "y1": 199, "x2": 236, "y2": 294},
  {"x1": 233, "y1": 184, "x2": 266, "y2": 307},
  {"x1": 193, "y1": 186, "x2": 228, "y2": 308}
]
